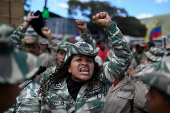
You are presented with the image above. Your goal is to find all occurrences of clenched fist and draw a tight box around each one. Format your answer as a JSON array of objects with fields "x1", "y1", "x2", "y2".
[
  {"x1": 75, "y1": 19, "x2": 88, "y2": 33},
  {"x1": 41, "y1": 27, "x2": 53, "y2": 39},
  {"x1": 128, "y1": 68, "x2": 137, "y2": 79},
  {"x1": 92, "y1": 12, "x2": 112, "y2": 28}
]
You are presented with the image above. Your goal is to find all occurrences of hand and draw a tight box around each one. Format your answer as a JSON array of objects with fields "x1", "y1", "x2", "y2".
[
  {"x1": 92, "y1": 12, "x2": 112, "y2": 28},
  {"x1": 75, "y1": 19, "x2": 88, "y2": 33},
  {"x1": 23, "y1": 11, "x2": 38, "y2": 27},
  {"x1": 26, "y1": 11, "x2": 38, "y2": 21},
  {"x1": 41, "y1": 27, "x2": 53, "y2": 39},
  {"x1": 128, "y1": 68, "x2": 137, "y2": 79}
]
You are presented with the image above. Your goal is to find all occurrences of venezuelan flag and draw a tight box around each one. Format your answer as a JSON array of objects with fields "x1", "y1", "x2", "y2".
[{"x1": 145, "y1": 21, "x2": 161, "y2": 42}]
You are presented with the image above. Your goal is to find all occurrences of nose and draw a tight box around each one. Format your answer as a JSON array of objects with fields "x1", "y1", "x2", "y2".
[
  {"x1": 81, "y1": 59, "x2": 87, "y2": 65},
  {"x1": 29, "y1": 47, "x2": 34, "y2": 52},
  {"x1": 61, "y1": 54, "x2": 66, "y2": 60}
]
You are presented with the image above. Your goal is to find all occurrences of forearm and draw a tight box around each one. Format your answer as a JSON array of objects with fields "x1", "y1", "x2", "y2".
[
  {"x1": 103, "y1": 22, "x2": 132, "y2": 82},
  {"x1": 10, "y1": 24, "x2": 28, "y2": 44},
  {"x1": 48, "y1": 37, "x2": 60, "y2": 57},
  {"x1": 80, "y1": 30, "x2": 95, "y2": 49}
]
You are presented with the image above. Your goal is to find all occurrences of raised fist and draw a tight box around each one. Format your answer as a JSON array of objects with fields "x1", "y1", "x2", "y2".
[
  {"x1": 75, "y1": 19, "x2": 88, "y2": 33},
  {"x1": 92, "y1": 12, "x2": 112, "y2": 28},
  {"x1": 41, "y1": 27, "x2": 53, "y2": 39}
]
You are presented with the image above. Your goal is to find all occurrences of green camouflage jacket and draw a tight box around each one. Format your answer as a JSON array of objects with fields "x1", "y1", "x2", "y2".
[
  {"x1": 6, "y1": 80, "x2": 40, "y2": 113},
  {"x1": 135, "y1": 61, "x2": 161, "y2": 74},
  {"x1": 10, "y1": 24, "x2": 27, "y2": 45},
  {"x1": 40, "y1": 22, "x2": 132, "y2": 113}
]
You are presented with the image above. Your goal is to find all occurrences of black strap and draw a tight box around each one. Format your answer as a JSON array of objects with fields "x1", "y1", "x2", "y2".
[
  {"x1": 19, "y1": 80, "x2": 33, "y2": 91},
  {"x1": 24, "y1": 20, "x2": 31, "y2": 25},
  {"x1": 39, "y1": 100, "x2": 41, "y2": 113}
]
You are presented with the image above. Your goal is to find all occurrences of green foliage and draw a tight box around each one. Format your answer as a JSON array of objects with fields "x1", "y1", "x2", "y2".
[
  {"x1": 113, "y1": 16, "x2": 147, "y2": 37},
  {"x1": 140, "y1": 13, "x2": 170, "y2": 36},
  {"x1": 67, "y1": 0, "x2": 146, "y2": 37},
  {"x1": 68, "y1": 0, "x2": 128, "y2": 23},
  {"x1": 23, "y1": 0, "x2": 31, "y2": 16}
]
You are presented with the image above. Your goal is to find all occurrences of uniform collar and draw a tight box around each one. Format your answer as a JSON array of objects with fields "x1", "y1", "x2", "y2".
[{"x1": 112, "y1": 75, "x2": 130, "y2": 91}]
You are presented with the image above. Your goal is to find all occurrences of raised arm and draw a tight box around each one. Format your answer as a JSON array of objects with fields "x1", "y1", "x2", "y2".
[
  {"x1": 93, "y1": 12, "x2": 132, "y2": 82},
  {"x1": 10, "y1": 11, "x2": 37, "y2": 44},
  {"x1": 75, "y1": 19, "x2": 95, "y2": 49},
  {"x1": 41, "y1": 27, "x2": 61, "y2": 59}
]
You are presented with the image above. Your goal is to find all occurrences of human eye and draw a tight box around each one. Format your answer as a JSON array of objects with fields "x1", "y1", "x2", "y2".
[
  {"x1": 87, "y1": 59, "x2": 93, "y2": 63},
  {"x1": 26, "y1": 45, "x2": 30, "y2": 48},
  {"x1": 59, "y1": 52, "x2": 64, "y2": 55},
  {"x1": 75, "y1": 58, "x2": 82, "y2": 62},
  {"x1": 33, "y1": 45, "x2": 38, "y2": 49}
]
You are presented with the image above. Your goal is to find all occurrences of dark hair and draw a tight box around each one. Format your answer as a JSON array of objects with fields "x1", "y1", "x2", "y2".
[
  {"x1": 38, "y1": 54, "x2": 103, "y2": 97},
  {"x1": 25, "y1": 43, "x2": 40, "y2": 49}
]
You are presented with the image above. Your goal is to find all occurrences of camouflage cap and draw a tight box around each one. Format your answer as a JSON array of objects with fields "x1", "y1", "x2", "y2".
[
  {"x1": 23, "y1": 36, "x2": 39, "y2": 45},
  {"x1": 0, "y1": 23, "x2": 41, "y2": 84},
  {"x1": 144, "y1": 47, "x2": 164, "y2": 61},
  {"x1": 65, "y1": 42, "x2": 99, "y2": 60},
  {"x1": 39, "y1": 37, "x2": 49, "y2": 45},
  {"x1": 57, "y1": 41, "x2": 69, "y2": 52},
  {"x1": 25, "y1": 27, "x2": 38, "y2": 36},
  {"x1": 134, "y1": 56, "x2": 170, "y2": 96},
  {"x1": 48, "y1": 40, "x2": 69, "y2": 55}
]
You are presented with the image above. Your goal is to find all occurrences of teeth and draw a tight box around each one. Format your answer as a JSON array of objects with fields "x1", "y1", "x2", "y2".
[
  {"x1": 81, "y1": 68, "x2": 84, "y2": 71},
  {"x1": 80, "y1": 71, "x2": 89, "y2": 74},
  {"x1": 80, "y1": 68, "x2": 89, "y2": 73}
]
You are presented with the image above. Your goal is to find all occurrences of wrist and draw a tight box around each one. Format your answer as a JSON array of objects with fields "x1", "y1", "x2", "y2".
[
  {"x1": 23, "y1": 21, "x2": 30, "y2": 27},
  {"x1": 47, "y1": 35, "x2": 53, "y2": 39},
  {"x1": 104, "y1": 20, "x2": 113, "y2": 28},
  {"x1": 80, "y1": 29, "x2": 88, "y2": 33},
  {"x1": 25, "y1": 20, "x2": 31, "y2": 24}
]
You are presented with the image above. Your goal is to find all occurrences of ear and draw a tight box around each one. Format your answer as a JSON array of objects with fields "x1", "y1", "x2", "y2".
[{"x1": 68, "y1": 66, "x2": 71, "y2": 73}]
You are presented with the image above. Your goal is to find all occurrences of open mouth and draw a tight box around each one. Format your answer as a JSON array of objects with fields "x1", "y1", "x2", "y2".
[
  {"x1": 79, "y1": 68, "x2": 89, "y2": 74},
  {"x1": 60, "y1": 61, "x2": 64, "y2": 64}
]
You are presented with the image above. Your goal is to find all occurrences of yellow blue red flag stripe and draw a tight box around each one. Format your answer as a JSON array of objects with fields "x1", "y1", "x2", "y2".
[{"x1": 145, "y1": 21, "x2": 161, "y2": 42}]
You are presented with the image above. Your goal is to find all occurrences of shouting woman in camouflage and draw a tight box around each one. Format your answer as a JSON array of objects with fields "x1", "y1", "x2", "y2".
[{"x1": 38, "y1": 12, "x2": 132, "y2": 113}]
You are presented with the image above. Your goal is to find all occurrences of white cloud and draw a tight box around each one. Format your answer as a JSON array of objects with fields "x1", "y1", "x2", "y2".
[
  {"x1": 136, "y1": 13, "x2": 154, "y2": 19},
  {"x1": 117, "y1": 0, "x2": 121, "y2": 3},
  {"x1": 58, "y1": 3, "x2": 68, "y2": 8},
  {"x1": 155, "y1": 0, "x2": 168, "y2": 3}
]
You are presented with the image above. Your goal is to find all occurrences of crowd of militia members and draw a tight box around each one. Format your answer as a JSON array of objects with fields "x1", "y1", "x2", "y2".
[{"x1": 0, "y1": 11, "x2": 170, "y2": 113}]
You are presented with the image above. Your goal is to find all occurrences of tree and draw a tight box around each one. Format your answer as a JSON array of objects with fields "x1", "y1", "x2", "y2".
[
  {"x1": 113, "y1": 16, "x2": 147, "y2": 37},
  {"x1": 68, "y1": 0, "x2": 128, "y2": 23},
  {"x1": 67, "y1": 0, "x2": 146, "y2": 37},
  {"x1": 24, "y1": 0, "x2": 31, "y2": 16}
]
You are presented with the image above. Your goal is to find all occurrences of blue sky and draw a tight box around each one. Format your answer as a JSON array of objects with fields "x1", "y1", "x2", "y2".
[{"x1": 27, "y1": 0, "x2": 170, "y2": 20}]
